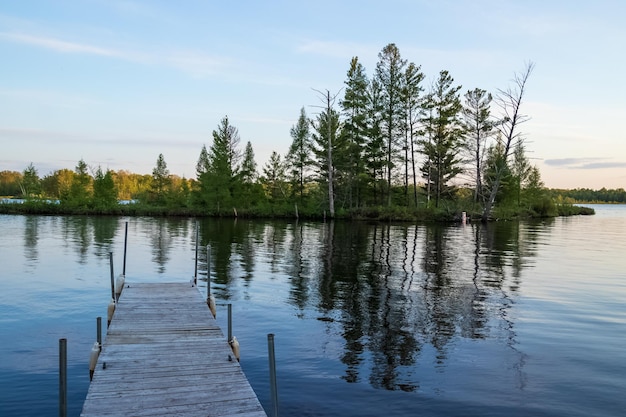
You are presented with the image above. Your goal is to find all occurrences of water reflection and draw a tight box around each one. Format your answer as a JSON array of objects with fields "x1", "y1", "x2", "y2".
[
  {"x1": 253, "y1": 220, "x2": 544, "y2": 392},
  {"x1": 92, "y1": 216, "x2": 119, "y2": 255},
  {"x1": 150, "y1": 220, "x2": 172, "y2": 273},
  {"x1": 65, "y1": 217, "x2": 93, "y2": 264},
  {"x1": 192, "y1": 218, "x2": 543, "y2": 392},
  {"x1": 16, "y1": 215, "x2": 543, "y2": 393},
  {"x1": 23, "y1": 216, "x2": 39, "y2": 268},
  {"x1": 284, "y1": 222, "x2": 310, "y2": 310},
  {"x1": 4, "y1": 210, "x2": 624, "y2": 417},
  {"x1": 21, "y1": 216, "x2": 121, "y2": 266}
]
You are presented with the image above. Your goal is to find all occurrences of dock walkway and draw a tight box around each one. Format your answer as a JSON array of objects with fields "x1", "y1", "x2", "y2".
[{"x1": 80, "y1": 282, "x2": 267, "y2": 417}]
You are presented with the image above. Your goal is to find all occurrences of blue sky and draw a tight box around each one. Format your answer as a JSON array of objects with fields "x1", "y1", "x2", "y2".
[{"x1": 1, "y1": 0, "x2": 625, "y2": 189}]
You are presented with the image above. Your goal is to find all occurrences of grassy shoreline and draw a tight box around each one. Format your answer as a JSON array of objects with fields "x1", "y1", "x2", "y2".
[{"x1": 0, "y1": 199, "x2": 595, "y2": 222}]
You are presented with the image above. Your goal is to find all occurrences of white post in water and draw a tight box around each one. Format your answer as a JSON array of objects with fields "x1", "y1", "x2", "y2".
[
  {"x1": 461, "y1": 211, "x2": 467, "y2": 224},
  {"x1": 59, "y1": 338, "x2": 67, "y2": 417}
]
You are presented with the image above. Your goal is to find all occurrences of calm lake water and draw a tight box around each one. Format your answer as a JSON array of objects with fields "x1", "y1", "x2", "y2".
[{"x1": 0, "y1": 206, "x2": 625, "y2": 416}]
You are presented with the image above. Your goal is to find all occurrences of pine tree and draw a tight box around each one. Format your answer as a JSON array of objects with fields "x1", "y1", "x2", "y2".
[
  {"x1": 197, "y1": 116, "x2": 242, "y2": 212},
  {"x1": 261, "y1": 151, "x2": 287, "y2": 203},
  {"x1": 375, "y1": 43, "x2": 407, "y2": 206},
  {"x1": 311, "y1": 106, "x2": 341, "y2": 215},
  {"x1": 341, "y1": 57, "x2": 369, "y2": 208},
  {"x1": 286, "y1": 107, "x2": 312, "y2": 202},
  {"x1": 419, "y1": 70, "x2": 464, "y2": 207},
  {"x1": 240, "y1": 141, "x2": 257, "y2": 184},
  {"x1": 462, "y1": 88, "x2": 495, "y2": 204},
  {"x1": 64, "y1": 159, "x2": 92, "y2": 207},
  {"x1": 363, "y1": 78, "x2": 386, "y2": 205},
  {"x1": 237, "y1": 142, "x2": 265, "y2": 208},
  {"x1": 196, "y1": 144, "x2": 210, "y2": 179},
  {"x1": 151, "y1": 154, "x2": 171, "y2": 205},
  {"x1": 401, "y1": 62, "x2": 425, "y2": 206}
]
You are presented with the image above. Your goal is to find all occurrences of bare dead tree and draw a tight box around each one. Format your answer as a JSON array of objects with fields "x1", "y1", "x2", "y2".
[{"x1": 482, "y1": 62, "x2": 535, "y2": 222}]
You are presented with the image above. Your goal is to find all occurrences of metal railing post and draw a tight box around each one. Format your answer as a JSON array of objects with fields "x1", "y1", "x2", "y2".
[
  {"x1": 97, "y1": 317, "x2": 102, "y2": 351},
  {"x1": 122, "y1": 222, "x2": 128, "y2": 276},
  {"x1": 268, "y1": 333, "x2": 279, "y2": 417},
  {"x1": 109, "y1": 252, "x2": 115, "y2": 301},
  {"x1": 59, "y1": 338, "x2": 67, "y2": 417},
  {"x1": 228, "y1": 304, "x2": 232, "y2": 342}
]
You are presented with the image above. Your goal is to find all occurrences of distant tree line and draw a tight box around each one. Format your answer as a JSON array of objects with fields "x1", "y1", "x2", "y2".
[
  {"x1": 549, "y1": 188, "x2": 626, "y2": 204},
  {"x1": 0, "y1": 44, "x2": 595, "y2": 220}
]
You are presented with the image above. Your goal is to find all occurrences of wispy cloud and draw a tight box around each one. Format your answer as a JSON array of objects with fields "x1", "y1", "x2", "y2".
[
  {"x1": 578, "y1": 162, "x2": 626, "y2": 170},
  {"x1": 0, "y1": 31, "x2": 230, "y2": 78},
  {"x1": 0, "y1": 32, "x2": 119, "y2": 56},
  {"x1": 544, "y1": 158, "x2": 626, "y2": 169},
  {"x1": 544, "y1": 158, "x2": 602, "y2": 167}
]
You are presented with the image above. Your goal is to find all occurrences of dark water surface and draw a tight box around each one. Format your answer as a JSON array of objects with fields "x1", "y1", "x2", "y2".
[{"x1": 1, "y1": 206, "x2": 625, "y2": 416}]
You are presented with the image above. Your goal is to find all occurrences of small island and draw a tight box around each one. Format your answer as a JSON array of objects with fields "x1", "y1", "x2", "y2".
[{"x1": 1, "y1": 46, "x2": 612, "y2": 221}]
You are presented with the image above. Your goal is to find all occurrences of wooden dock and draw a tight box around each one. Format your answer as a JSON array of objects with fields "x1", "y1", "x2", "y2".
[{"x1": 80, "y1": 282, "x2": 267, "y2": 417}]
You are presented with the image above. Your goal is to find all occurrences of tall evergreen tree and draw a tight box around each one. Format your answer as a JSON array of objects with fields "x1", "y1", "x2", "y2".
[
  {"x1": 196, "y1": 144, "x2": 210, "y2": 179},
  {"x1": 375, "y1": 43, "x2": 407, "y2": 206},
  {"x1": 286, "y1": 107, "x2": 312, "y2": 202},
  {"x1": 462, "y1": 88, "x2": 495, "y2": 204},
  {"x1": 64, "y1": 159, "x2": 92, "y2": 207},
  {"x1": 151, "y1": 153, "x2": 171, "y2": 205},
  {"x1": 237, "y1": 141, "x2": 265, "y2": 207},
  {"x1": 363, "y1": 78, "x2": 386, "y2": 205},
  {"x1": 401, "y1": 62, "x2": 425, "y2": 206},
  {"x1": 311, "y1": 106, "x2": 341, "y2": 216},
  {"x1": 198, "y1": 116, "x2": 242, "y2": 212},
  {"x1": 341, "y1": 57, "x2": 369, "y2": 208},
  {"x1": 240, "y1": 141, "x2": 257, "y2": 184},
  {"x1": 419, "y1": 70, "x2": 464, "y2": 207}
]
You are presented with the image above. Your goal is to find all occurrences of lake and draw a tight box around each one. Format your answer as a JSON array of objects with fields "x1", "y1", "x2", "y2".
[{"x1": 0, "y1": 206, "x2": 625, "y2": 416}]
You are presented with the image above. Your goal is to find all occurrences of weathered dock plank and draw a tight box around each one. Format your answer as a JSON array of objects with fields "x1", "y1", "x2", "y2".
[{"x1": 80, "y1": 282, "x2": 267, "y2": 417}]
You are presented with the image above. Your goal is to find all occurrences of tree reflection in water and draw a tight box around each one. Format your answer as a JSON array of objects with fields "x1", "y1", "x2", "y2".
[{"x1": 269, "y1": 220, "x2": 543, "y2": 392}]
